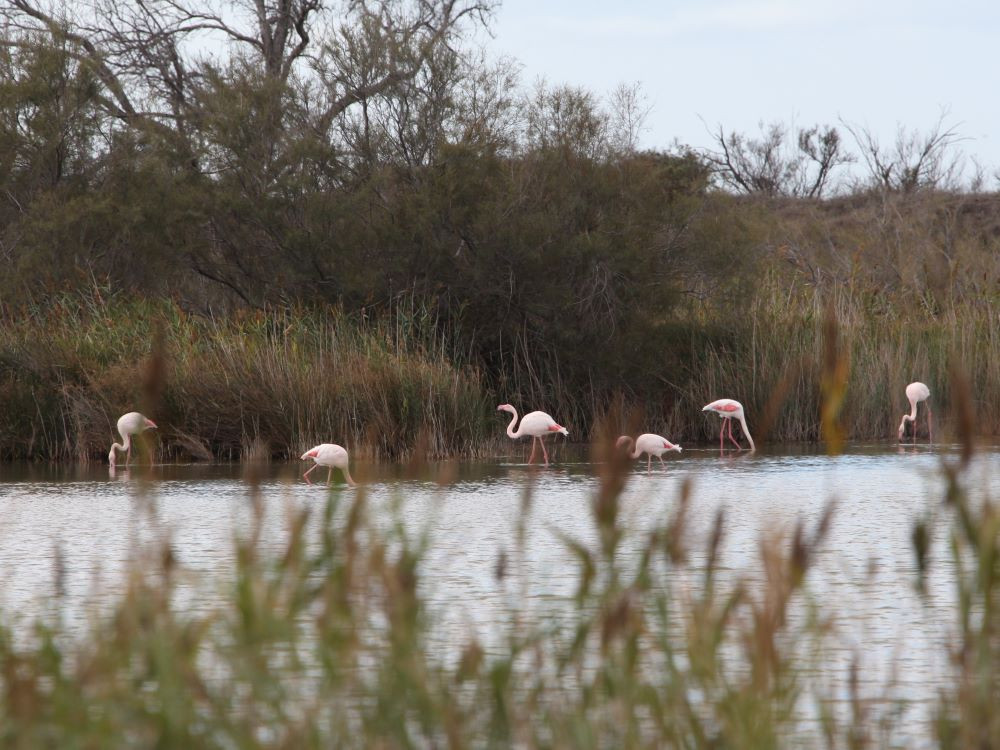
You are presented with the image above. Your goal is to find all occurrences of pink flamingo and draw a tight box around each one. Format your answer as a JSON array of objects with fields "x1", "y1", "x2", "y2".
[
  {"x1": 616, "y1": 434, "x2": 682, "y2": 473},
  {"x1": 898, "y1": 381, "x2": 932, "y2": 442},
  {"x1": 497, "y1": 404, "x2": 569, "y2": 466},
  {"x1": 301, "y1": 443, "x2": 356, "y2": 486},
  {"x1": 702, "y1": 399, "x2": 755, "y2": 451},
  {"x1": 108, "y1": 411, "x2": 157, "y2": 467}
]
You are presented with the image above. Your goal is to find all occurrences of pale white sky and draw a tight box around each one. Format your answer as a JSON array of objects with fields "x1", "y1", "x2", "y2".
[{"x1": 481, "y1": 0, "x2": 1000, "y2": 179}]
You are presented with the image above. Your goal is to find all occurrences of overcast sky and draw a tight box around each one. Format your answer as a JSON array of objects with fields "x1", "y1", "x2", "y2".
[{"x1": 480, "y1": 0, "x2": 999, "y2": 179}]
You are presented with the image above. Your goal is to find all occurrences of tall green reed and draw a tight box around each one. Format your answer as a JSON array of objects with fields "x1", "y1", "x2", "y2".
[{"x1": 0, "y1": 289, "x2": 493, "y2": 461}]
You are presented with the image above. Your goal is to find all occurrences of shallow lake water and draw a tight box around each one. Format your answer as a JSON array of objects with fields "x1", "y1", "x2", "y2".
[{"x1": 1, "y1": 440, "x2": 997, "y2": 742}]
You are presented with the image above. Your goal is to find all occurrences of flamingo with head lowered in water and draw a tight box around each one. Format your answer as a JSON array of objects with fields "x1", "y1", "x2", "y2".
[
  {"x1": 616, "y1": 433, "x2": 682, "y2": 473},
  {"x1": 702, "y1": 399, "x2": 755, "y2": 451},
  {"x1": 300, "y1": 443, "x2": 356, "y2": 486},
  {"x1": 497, "y1": 404, "x2": 568, "y2": 466},
  {"x1": 108, "y1": 411, "x2": 157, "y2": 467},
  {"x1": 898, "y1": 381, "x2": 932, "y2": 442}
]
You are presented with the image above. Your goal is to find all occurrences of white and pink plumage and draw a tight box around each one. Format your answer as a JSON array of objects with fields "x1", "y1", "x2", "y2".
[
  {"x1": 898, "y1": 381, "x2": 932, "y2": 442},
  {"x1": 108, "y1": 411, "x2": 157, "y2": 467},
  {"x1": 497, "y1": 404, "x2": 569, "y2": 466},
  {"x1": 702, "y1": 399, "x2": 756, "y2": 451},
  {"x1": 616, "y1": 433, "x2": 682, "y2": 473},
  {"x1": 300, "y1": 443, "x2": 356, "y2": 486}
]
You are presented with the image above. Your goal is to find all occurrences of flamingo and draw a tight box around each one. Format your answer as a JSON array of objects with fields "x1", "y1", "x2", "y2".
[
  {"x1": 616, "y1": 434, "x2": 682, "y2": 473},
  {"x1": 497, "y1": 404, "x2": 568, "y2": 466},
  {"x1": 898, "y1": 381, "x2": 932, "y2": 442},
  {"x1": 702, "y1": 399, "x2": 756, "y2": 451},
  {"x1": 108, "y1": 411, "x2": 157, "y2": 467},
  {"x1": 301, "y1": 443, "x2": 356, "y2": 486}
]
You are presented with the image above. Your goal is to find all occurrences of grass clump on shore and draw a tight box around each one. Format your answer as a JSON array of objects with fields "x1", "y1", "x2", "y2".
[
  {"x1": 675, "y1": 281, "x2": 1000, "y2": 445},
  {"x1": 3, "y1": 279, "x2": 1000, "y2": 462},
  {"x1": 0, "y1": 289, "x2": 493, "y2": 461}
]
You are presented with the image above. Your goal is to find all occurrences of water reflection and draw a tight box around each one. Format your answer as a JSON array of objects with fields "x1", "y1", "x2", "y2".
[{"x1": 0, "y1": 441, "x2": 998, "y2": 734}]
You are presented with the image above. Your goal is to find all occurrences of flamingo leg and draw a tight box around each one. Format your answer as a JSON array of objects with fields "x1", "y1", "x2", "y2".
[
  {"x1": 327, "y1": 467, "x2": 334, "y2": 486},
  {"x1": 727, "y1": 418, "x2": 741, "y2": 450},
  {"x1": 303, "y1": 464, "x2": 318, "y2": 484},
  {"x1": 658, "y1": 456, "x2": 666, "y2": 469},
  {"x1": 719, "y1": 420, "x2": 726, "y2": 450},
  {"x1": 126, "y1": 445, "x2": 132, "y2": 465},
  {"x1": 646, "y1": 455, "x2": 651, "y2": 474},
  {"x1": 527, "y1": 438, "x2": 538, "y2": 465},
  {"x1": 540, "y1": 437, "x2": 550, "y2": 466},
  {"x1": 926, "y1": 405, "x2": 933, "y2": 443}
]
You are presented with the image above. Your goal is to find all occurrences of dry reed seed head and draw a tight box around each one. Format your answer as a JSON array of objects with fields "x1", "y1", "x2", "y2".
[
  {"x1": 790, "y1": 521, "x2": 808, "y2": 586},
  {"x1": 912, "y1": 517, "x2": 930, "y2": 594},
  {"x1": 494, "y1": 549, "x2": 508, "y2": 582},
  {"x1": 281, "y1": 508, "x2": 311, "y2": 570},
  {"x1": 456, "y1": 640, "x2": 484, "y2": 683},
  {"x1": 601, "y1": 588, "x2": 641, "y2": 650},
  {"x1": 820, "y1": 301, "x2": 849, "y2": 455},
  {"x1": 344, "y1": 490, "x2": 368, "y2": 561},
  {"x1": 160, "y1": 543, "x2": 177, "y2": 574},
  {"x1": 755, "y1": 358, "x2": 804, "y2": 446},
  {"x1": 435, "y1": 459, "x2": 459, "y2": 486},
  {"x1": 814, "y1": 499, "x2": 836, "y2": 548},
  {"x1": 141, "y1": 319, "x2": 167, "y2": 422},
  {"x1": 405, "y1": 428, "x2": 431, "y2": 478},
  {"x1": 52, "y1": 543, "x2": 66, "y2": 599},
  {"x1": 594, "y1": 431, "x2": 630, "y2": 554},
  {"x1": 949, "y1": 363, "x2": 975, "y2": 466},
  {"x1": 665, "y1": 480, "x2": 692, "y2": 566},
  {"x1": 705, "y1": 508, "x2": 725, "y2": 579},
  {"x1": 517, "y1": 479, "x2": 535, "y2": 549}
]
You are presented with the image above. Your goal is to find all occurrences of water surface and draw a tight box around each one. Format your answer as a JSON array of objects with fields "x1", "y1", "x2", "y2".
[{"x1": 1, "y1": 441, "x2": 995, "y2": 739}]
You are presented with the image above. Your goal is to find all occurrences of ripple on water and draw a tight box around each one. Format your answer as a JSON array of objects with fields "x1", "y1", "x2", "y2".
[{"x1": 1, "y1": 442, "x2": 998, "y2": 738}]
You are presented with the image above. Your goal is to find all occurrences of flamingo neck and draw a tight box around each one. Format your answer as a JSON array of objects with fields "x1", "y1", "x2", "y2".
[
  {"x1": 908, "y1": 400, "x2": 919, "y2": 421},
  {"x1": 739, "y1": 415, "x2": 756, "y2": 451},
  {"x1": 505, "y1": 408, "x2": 520, "y2": 438},
  {"x1": 629, "y1": 442, "x2": 641, "y2": 460},
  {"x1": 342, "y1": 465, "x2": 357, "y2": 487},
  {"x1": 108, "y1": 435, "x2": 130, "y2": 465}
]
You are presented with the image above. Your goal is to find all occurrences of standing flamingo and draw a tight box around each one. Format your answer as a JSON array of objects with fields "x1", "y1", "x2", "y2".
[
  {"x1": 108, "y1": 411, "x2": 157, "y2": 467},
  {"x1": 616, "y1": 434, "x2": 682, "y2": 473},
  {"x1": 898, "y1": 381, "x2": 932, "y2": 442},
  {"x1": 702, "y1": 399, "x2": 756, "y2": 451},
  {"x1": 497, "y1": 404, "x2": 569, "y2": 466},
  {"x1": 301, "y1": 444, "x2": 356, "y2": 486}
]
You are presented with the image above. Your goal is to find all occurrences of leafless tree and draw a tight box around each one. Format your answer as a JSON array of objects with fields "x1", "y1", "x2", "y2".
[
  {"x1": 841, "y1": 112, "x2": 967, "y2": 193},
  {"x1": 607, "y1": 81, "x2": 651, "y2": 155},
  {"x1": 1, "y1": 0, "x2": 495, "y2": 145},
  {"x1": 794, "y1": 125, "x2": 852, "y2": 198},
  {"x1": 703, "y1": 119, "x2": 852, "y2": 198},
  {"x1": 313, "y1": 0, "x2": 493, "y2": 142}
]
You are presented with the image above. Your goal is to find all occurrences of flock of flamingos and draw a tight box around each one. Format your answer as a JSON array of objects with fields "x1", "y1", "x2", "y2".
[{"x1": 107, "y1": 382, "x2": 934, "y2": 487}]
